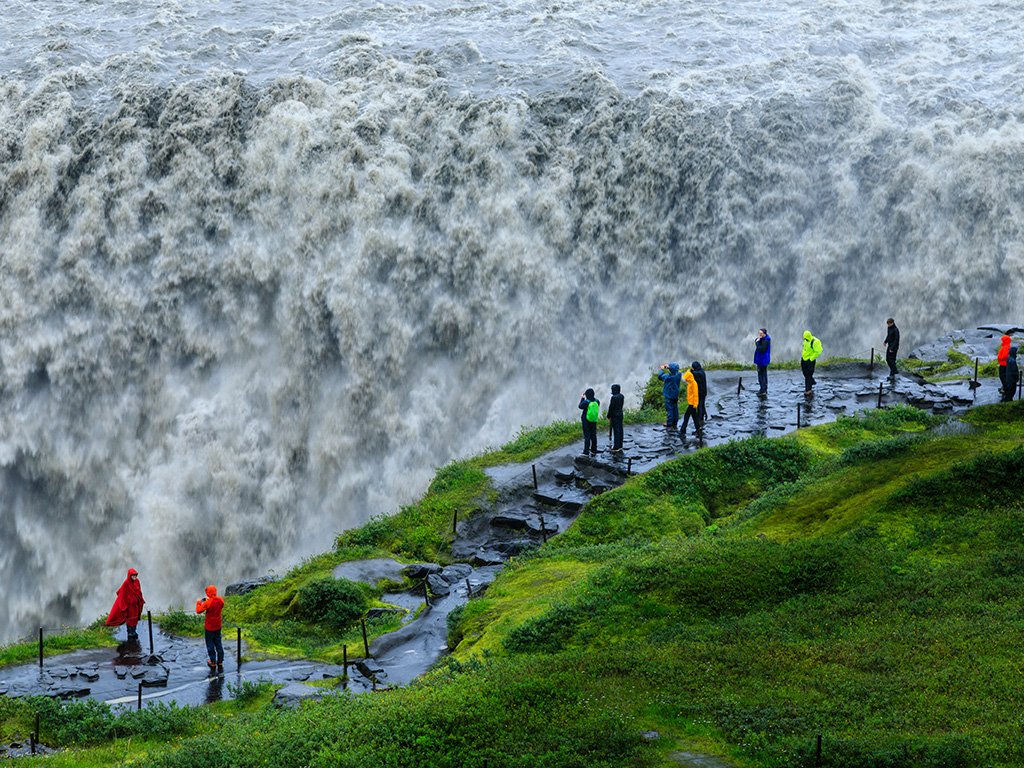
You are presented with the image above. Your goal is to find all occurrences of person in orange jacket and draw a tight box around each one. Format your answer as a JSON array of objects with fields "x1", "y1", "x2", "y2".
[
  {"x1": 105, "y1": 568, "x2": 145, "y2": 642},
  {"x1": 997, "y1": 334, "x2": 1012, "y2": 397},
  {"x1": 196, "y1": 585, "x2": 226, "y2": 668}
]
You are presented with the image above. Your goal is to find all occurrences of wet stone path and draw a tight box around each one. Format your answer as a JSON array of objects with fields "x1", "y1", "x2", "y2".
[{"x1": 0, "y1": 365, "x2": 1002, "y2": 707}]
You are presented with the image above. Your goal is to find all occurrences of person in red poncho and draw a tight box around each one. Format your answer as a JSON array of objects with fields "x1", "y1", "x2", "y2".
[
  {"x1": 196, "y1": 585, "x2": 225, "y2": 668},
  {"x1": 998, "y1": 334, "x2": 1013, "y2": 397},
  {"x1": 105, "y1": 568, "x2": 145, "y2": 641}
]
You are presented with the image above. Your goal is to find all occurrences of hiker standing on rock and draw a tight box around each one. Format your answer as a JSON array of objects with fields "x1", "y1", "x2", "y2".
[
  {"x1": 607, "y1": 384, "x2": 625, "y2": 452},
  {"x1": 658, "y1": 363, "x2": 682, "y2": 428},
  {"x1": 196, "y1": 584, "x2": 226, "y2": 669},
  {"x1": 754, "y1": 328, "x2": 771, "y2": 396},
  {"x1": 1003, "y1": 347, "x2": 1019, "y2": 402},
  {"x1": 105, "y1": 568, "x2": 145, "y2": 642},
  {"x1": 578, "y1": 388, "x2": 600, "y2": 456},
  {"x1": 997, "y1": 334, "x2": 1012, "y2": 396},
  {"x1": 801, "y1": 331, "x2": 823, "y2": 394},
  {"x1": 884, "y1": 318, "x2": 900, "y2": 380},
  {"x1": 679, "y1": 362, "x2": 707, "y2": 439}
]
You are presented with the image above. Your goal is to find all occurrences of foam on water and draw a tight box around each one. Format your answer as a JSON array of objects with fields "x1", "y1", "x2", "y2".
[{"x1": 3, "y1": 0, "x2": 1024, "y2": 638}]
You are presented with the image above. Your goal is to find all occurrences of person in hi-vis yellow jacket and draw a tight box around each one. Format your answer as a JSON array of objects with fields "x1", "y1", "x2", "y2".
[{"x1": 801, "y1": 331, "x2": 823, "y2": 394}]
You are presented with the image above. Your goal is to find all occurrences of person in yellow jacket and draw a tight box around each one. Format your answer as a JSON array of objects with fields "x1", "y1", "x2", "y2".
[{"x1": 801, "y1": 331, "x2": 823, "y2": 394}]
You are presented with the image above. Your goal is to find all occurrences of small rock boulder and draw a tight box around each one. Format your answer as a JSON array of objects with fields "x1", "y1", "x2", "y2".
[{"x1": 272, "y1": 682, "x2": 323, "y2": 709}]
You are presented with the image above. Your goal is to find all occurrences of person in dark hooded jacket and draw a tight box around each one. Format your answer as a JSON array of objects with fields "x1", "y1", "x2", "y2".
[
  {"x1": 105, "y1": 568, "x2": 145, "y2": 641},
  {"x1": 658, "y1": 363, "x2": 682, "y2": 427},
  {"x1": 679, "y1": 362, "x2": 707, "y2": 439},
  {"x1": 1003, "y1": 346, "x2": 1019, "y2": 402},
  {"x1": 578, "y1": 388, "x2": 599, "y2": 456},
  {"x1": 607, "y1": 384, "x2": 625, "y2": 452}
]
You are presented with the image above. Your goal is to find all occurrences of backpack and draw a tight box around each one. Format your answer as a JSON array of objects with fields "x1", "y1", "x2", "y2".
[{"x1": 586, "y1": 400, "x2": 600, "y2": 423}]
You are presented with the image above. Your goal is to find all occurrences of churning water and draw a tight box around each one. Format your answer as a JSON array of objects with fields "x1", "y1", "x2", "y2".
[{"x1": 2, "y1": 0, "x2": 1024, "y2": 638}]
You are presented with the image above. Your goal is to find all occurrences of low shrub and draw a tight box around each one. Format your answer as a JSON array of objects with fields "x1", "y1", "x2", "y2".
[
  {"x1": 160, "y1": 608, "x2": 205, "y2": 636},
  {"x1": 297, "y1": 578, "x2": 367, "y2": 631}
]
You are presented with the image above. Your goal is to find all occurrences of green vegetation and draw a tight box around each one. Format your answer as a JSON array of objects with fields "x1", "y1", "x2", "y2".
[
  {"x1": 5, "y1": 397, "x2": 1024, "y2": 767},
  {"x1": 0, "y1": 620, "x2": 116, "y2": 668}
]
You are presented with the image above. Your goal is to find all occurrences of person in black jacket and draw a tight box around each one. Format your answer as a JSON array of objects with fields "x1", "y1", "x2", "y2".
[
  {"x1": 607, "y1": 384, "x2": 625, "y2": 452},
  {"x1": 884, "y1": 318, "x2": 900, "y2": 380}
]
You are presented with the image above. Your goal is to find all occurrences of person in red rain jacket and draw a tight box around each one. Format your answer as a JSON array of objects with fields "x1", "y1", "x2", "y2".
[
  {"x1": 998, "y1": 334, "x2": 1012, "y2": 397},
  {"x1": 105, "y1": 568, "x2": 145, "y2": 641},
  {"x1": 196, "y1": 585, "x2": 226, "y2": 668}
]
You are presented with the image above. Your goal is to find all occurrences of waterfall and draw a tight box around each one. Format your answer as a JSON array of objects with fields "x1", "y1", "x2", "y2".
[{"x1": 3, "y1": 0, "x2": 1024, "y2": 638}]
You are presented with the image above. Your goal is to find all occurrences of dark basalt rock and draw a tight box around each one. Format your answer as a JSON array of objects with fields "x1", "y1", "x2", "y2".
[
  {"x1": 402, "y1": 563, "x2": 443, "y2": 579},
  {"x1": 440, "y1": 564, "x2": 473, "y2": 582},
  {"x1": 76, "y1": 664, "x2": 100, "y2": 682},
  {"x1": 224, "y1": 575, "x2": 280, "y2": 596},
  {"x1": 46, "y1": 682, "x2": 90, "y2": 699},
  {"x1": 140, "y1": 665, "x2": 170, "y2": 687},
  {"x1": 426, "y1": 574, "x2": 451, "y2": 597},
  {"x1": 491, "y1": 514, "x2": 529, "y2": 530}
]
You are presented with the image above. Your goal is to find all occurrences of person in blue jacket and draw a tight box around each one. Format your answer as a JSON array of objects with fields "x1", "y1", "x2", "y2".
[
  {"x1": 578, "y1": 388, "x2": 600, "y2": 455},
  {"x1": 658, "y1": 362, "x2": 682, "y2": 427},
  {"x1": 754, "y1": 328, "x2": 771, "y2": 395}
]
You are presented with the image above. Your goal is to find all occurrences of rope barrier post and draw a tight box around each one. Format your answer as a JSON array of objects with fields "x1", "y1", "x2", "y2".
[
  {"x1": 532, "y1": 464, "x2": 538, "y2": 489},
  {"x1": 38, "y1": 627, "x2": 43, "y2": 669},
  {"x1": 627, "y1": 457, "x2": 632, "y2": 476},
  {"x1": 466, "y1": 578, "x2": 471, "y2": 598},
  {"x1": 737, "y1": 377, "x2": 742, "y2": 395},
  {"x1": 237, "y1": 627, "x2": 242, "y2": 667},
  {"x1": 30, "y1": 732, "x2": 35, "y2": 755},
  {"x1": 147, "y1": 610, "x2": 154, "y2": 654},
  {"x1": 422, "y1": 578, "x2": 430, "y2": 608},
  {"x1": 974, "y1": 358, "x2": 979, "y2": 385},
  {"x1": 877, "y1": 382, "x2": 883, "y2": 408},
  {"x1": 34, "y1": 712, "x2": 39, "y2": 747},
  {"x1": 796, "y1": 403, "x2": 801, "y2": 429},
  {"x1": 540, "y1": 515, "x2": 547, "y2": 544},
  {"x1": 361, "y1": 618, "x2": 370, "y2": 658},
  {"x1": 870, "y1": 347, "x2": 874, "y2": 371},
  {"x1": 137, "y1": 682, "x2": 143, "y2": 711},
  {"x1": 451, "y1": 508, "x2": 458, "y2": 534},
  {"x1": 342, "y1": 645, "x2": 348, "y2": 678}
]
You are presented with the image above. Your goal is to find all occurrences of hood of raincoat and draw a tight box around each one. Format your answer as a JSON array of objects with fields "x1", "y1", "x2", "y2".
[{"x1": 205, "y1": 585, "x2": 218, "y2": 598}]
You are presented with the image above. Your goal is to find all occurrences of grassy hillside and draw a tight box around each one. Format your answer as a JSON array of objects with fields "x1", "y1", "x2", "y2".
[{"x1": 4, "y1": 401, "x2": 1024, "y2": 767}]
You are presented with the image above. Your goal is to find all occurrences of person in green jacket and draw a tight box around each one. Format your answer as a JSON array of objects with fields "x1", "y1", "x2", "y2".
[{"x1": 801, "y1": 331, "x2": 823, "y2": 394}]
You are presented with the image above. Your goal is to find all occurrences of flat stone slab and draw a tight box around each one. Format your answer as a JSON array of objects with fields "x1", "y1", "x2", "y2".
[{"x1": 333, "y1": 557, "x2": 407, "y2": 586}]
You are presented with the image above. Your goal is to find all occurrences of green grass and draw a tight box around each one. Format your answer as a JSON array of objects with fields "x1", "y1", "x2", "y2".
[
  {"x1": 0, "y1": 622, "x2": 116, "y2": 669},
  {"x1": 7, "y1": 401, "x2": 1024, "y2": 767}
]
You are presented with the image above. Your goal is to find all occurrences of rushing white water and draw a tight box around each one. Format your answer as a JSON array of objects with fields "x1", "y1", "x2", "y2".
[{"x1": 3, "y1": 0, "x2": 1024, "y2": 639}]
